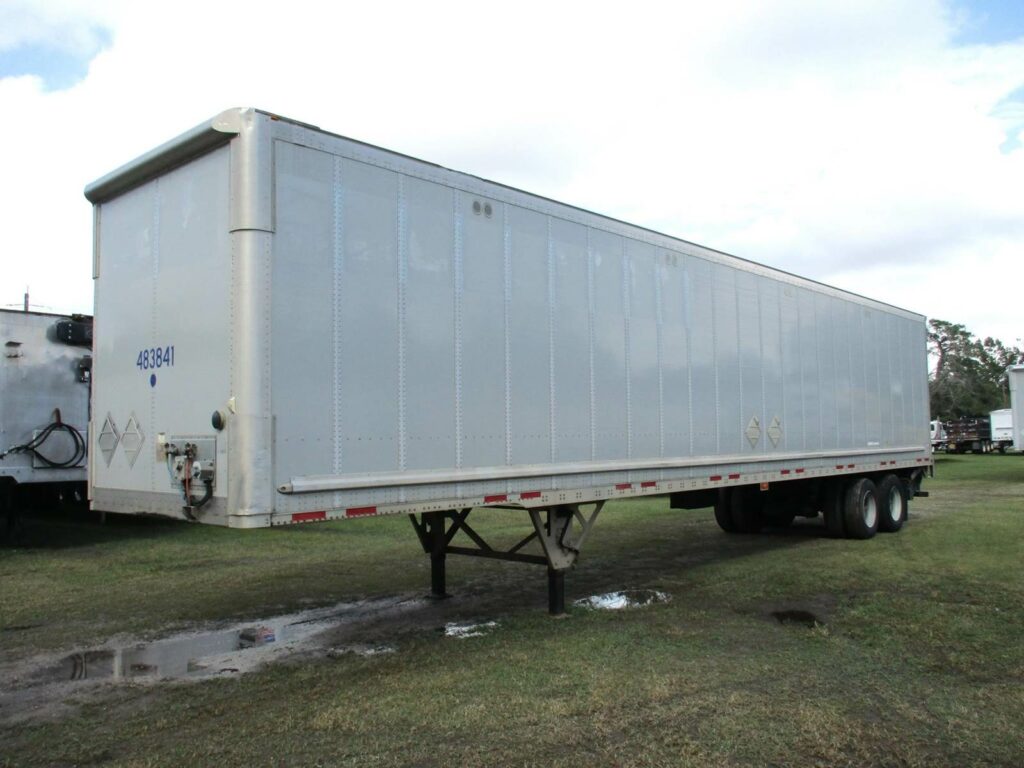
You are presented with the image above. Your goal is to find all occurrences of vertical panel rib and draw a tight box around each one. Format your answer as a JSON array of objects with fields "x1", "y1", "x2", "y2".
[
  {"x1": 655, "y1": 259, "x2": 665, "y2": 458},
  {"x1": 453, "y1": 191, "x2": 463, "y2": 470},
  {"x1": 332, "y1": 156, "x2": 344, "y2": 476},
  {"x1": 396, "y1": 176, "x2": 407, "y2": 472},
  {"x1": 622, "y1": 240, "x2": 633, "y2": 458},
  {"x1": 150, "y1": 178, "x2": 161, "y2": 490},
  {"x1": 685, "y1": 264, "x2": 694, "y2": 456},
  {"x1": 711, "y1": 266, "x2": 720, "y2": 454},
  {"x1": 777, "y1": 282, "x2": 787, "y2": 451},
  {"x1": 547, "y1": 217, "x2": 557, "y2": 464},
  {"x1": 735, "y1": 272, "x2": 743, "y2": 453},
  {"x1": 503, "y1": 204, "x2": 512, "y2": 467},
  {"x1": 587, "y1": 228, "x2": 597, "y2": 460}
]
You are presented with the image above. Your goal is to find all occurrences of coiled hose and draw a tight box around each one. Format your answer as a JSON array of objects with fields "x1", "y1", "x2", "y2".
[{"x1": 0, "y1": 409, "x2": 86, "y2": 469}]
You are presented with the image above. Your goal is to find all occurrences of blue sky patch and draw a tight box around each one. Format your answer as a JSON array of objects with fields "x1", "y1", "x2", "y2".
[
  {"x1": 952, "y1": 0, "x2": 1024, "y2": 45},
  {"x1": 0, "y1": 25, "x2": 112, "y2": 91},
  {"x1": 993, "y1": 85, "x2": 1024, "y2": 154}
]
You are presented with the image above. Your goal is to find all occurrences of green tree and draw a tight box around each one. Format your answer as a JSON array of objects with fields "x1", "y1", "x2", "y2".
[{"x1": 928, "y1": 319, "x2": 1022, "y2": 419}]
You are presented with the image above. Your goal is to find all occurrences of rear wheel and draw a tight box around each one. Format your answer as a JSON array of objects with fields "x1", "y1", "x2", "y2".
[
  {"x1": 876, "y1": 474, "x2": 906, "y2": 533},
  {"x1": 730, "y1": 486, "x2": 765, "y2": 534},
  {"x1": 713, "y1": 489, "x2": 739, "y2": 533},
  {"x1": 843, "y1": 477, "x2": 878, "y2": 539}
]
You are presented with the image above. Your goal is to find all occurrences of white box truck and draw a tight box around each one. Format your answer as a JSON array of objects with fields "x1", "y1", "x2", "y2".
[
  {"x1": 1, "y1": 309, "x2": 91, "y2": 529},
  {"x1": 85, "y1": 108, "x2": 932, "y2": 612},
  {"x1": 989, "y1": 408, "x2": 1013, "y2": 453}
]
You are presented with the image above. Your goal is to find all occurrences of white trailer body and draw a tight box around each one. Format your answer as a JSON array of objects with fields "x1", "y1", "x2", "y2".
[
  {"x1": 0, "y1": 309, "x2": 89, "y2": 487},
  {"x1": 85, "y1": 108, "x2": 932, "y2": 531},
  {"x1": 989, "y1": 408, "x2": 1013, "y2": 451},
  {"x1": 1009, "y1": 366, "x2": 1024, "y2": 452}
]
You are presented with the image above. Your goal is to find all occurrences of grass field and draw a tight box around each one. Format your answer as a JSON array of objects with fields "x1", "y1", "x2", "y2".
[{"x1": 2, "y1": 455, "x2": 1023, "y2": 767}]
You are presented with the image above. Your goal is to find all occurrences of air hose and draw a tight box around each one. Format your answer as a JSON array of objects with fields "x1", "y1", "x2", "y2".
[{"x1": 0, "y1": 409, "x2": 86, "y2": 468}]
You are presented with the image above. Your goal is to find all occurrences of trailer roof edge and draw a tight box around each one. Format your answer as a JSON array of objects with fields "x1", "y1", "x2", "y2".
[{"x1": 83, "y1": 108, "x2": 252, "y2": 204}]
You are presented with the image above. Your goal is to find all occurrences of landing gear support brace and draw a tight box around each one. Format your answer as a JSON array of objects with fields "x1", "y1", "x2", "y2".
[{"x1": 409, "y1": 502, "x2": 604, "y2": 615}]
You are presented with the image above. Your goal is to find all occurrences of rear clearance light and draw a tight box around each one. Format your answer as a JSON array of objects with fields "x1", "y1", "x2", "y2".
[
  {"x1": 345, "y1": 506, "x2": 376, "y2": 518},
  {"x1": 291, "y1": 510, "x2": 326, "y2": 523}
]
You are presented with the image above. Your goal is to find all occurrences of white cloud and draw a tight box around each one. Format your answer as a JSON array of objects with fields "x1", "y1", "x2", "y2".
[{"x1": 0, "y1": 0, "x2": 1021, "y2": 345}]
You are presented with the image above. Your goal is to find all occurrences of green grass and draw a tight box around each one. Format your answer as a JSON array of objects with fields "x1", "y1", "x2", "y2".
[{"x1": 2, "y1": 455, "x2": 1023, "y2": 766}]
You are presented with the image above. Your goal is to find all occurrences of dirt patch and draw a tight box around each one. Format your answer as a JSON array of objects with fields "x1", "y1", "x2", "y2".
[
  {"x1": 771, "y1": 609, "x2": 822, "y2": 628},
  {"x1": 759, "y1": 593, "x2": 838, "y2": 629}
]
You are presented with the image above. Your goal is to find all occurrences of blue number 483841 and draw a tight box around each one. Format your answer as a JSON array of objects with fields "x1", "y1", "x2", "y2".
[{"x1": 136, "y1": 345, "x2": 174, "y2": 370}]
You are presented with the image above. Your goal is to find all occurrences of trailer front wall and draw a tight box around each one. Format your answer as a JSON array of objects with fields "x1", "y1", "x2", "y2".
[
  {"x1": 90, "y1": 147, "x2": 232, "y2": 509},
  {"x1": 268, "y1": 131, "x2": 929, "y2": 515}
]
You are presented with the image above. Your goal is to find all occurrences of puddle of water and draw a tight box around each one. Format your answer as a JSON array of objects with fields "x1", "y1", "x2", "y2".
[
  {"x1": 11, "y1": 595, "x2": 424, "y2": 688},
  {"x1": 573, "y1": 590, "x2": 671, "y2": 611},
  {"x1": 443, "y1": 620, "x2": 498, "y2": 639},
  {"x1": 771, "y1": 609, "x2": 822, "y2": 628}
]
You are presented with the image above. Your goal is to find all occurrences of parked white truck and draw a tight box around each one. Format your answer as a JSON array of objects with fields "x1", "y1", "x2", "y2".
[
  {"x1": 84, "y1": 108, "x2": 932, "y2": 612},
  {"x1": 989, "y1": 409, "x2": 1013, "y2": 453}
]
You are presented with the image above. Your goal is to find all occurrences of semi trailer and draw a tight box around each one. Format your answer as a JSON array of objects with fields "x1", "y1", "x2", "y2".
[
  {"x1": 0, "y1": 309, "x2": 91, "y2": 530},
  {"x1": 85, "y1": 108, "x2": 932, "y2": 613}
]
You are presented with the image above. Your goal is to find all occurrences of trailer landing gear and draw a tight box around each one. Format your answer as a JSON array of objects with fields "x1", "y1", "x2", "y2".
[{"x1": 409, "y1": 502, "x2": 604, "y2": 615}]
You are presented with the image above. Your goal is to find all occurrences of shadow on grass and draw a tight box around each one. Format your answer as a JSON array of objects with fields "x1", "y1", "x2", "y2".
[{"x1": 1, "y1": 504, "x2": 189, "y2": 550}]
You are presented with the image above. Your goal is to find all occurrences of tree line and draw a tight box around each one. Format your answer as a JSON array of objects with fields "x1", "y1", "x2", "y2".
[{"x1": 928, "y1": 319, "x2": 1022, "y2": 420}]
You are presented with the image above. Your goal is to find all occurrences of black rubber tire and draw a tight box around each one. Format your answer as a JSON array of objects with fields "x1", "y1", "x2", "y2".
[
  {"x1": 730, "y1": 486, "x2": 765, "y2": 534},
  {"x1": 875, "y1": 474, "x2": 907, "y2": 533},
  {"x1": 822, "y1": 478, "x2": 846, "y2": 538},
  {"x1": 713, "y1": 489, "x2": 739, "y2": 533},
  {"x1": 843, "y1": 477, "x2": 879, "y2": 539}
]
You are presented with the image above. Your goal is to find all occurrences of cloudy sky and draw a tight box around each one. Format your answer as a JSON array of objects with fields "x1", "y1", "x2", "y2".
[{"x1": 1, "y1": 0, "x2": 1021, "y2": 346}]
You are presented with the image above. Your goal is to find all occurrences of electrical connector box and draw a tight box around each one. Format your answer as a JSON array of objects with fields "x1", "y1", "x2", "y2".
[{"x1": 166, "y1": 437, "x2": 216, "y2": 489}]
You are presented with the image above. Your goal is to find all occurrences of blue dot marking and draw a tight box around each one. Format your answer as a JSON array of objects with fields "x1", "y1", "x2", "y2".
[{"x1": 150, "y1": 373, "x2": 157, "y2": 388}]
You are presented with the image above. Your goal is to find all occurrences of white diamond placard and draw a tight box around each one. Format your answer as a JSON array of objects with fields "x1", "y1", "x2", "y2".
[
  {"x1": 97, "y1": 414, "x2": 120, "y2": 467},
  {"x1": 767, "y1": 416, "x2": 783, "y2": 447},
  {"x1": 745, "y1": 416, "x2": 761, "y2": 448},
  {"x1": 121, "y1": 413, "x2": 145, "y2": 468}
]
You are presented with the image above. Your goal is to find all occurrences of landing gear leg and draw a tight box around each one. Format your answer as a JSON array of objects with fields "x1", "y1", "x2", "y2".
[
  {"x1": 427, "y1": 511, "x2": 448, "y2": 599},
  {"x1": 409, "y1": 502, "x2": 604, "y2": 615}
]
